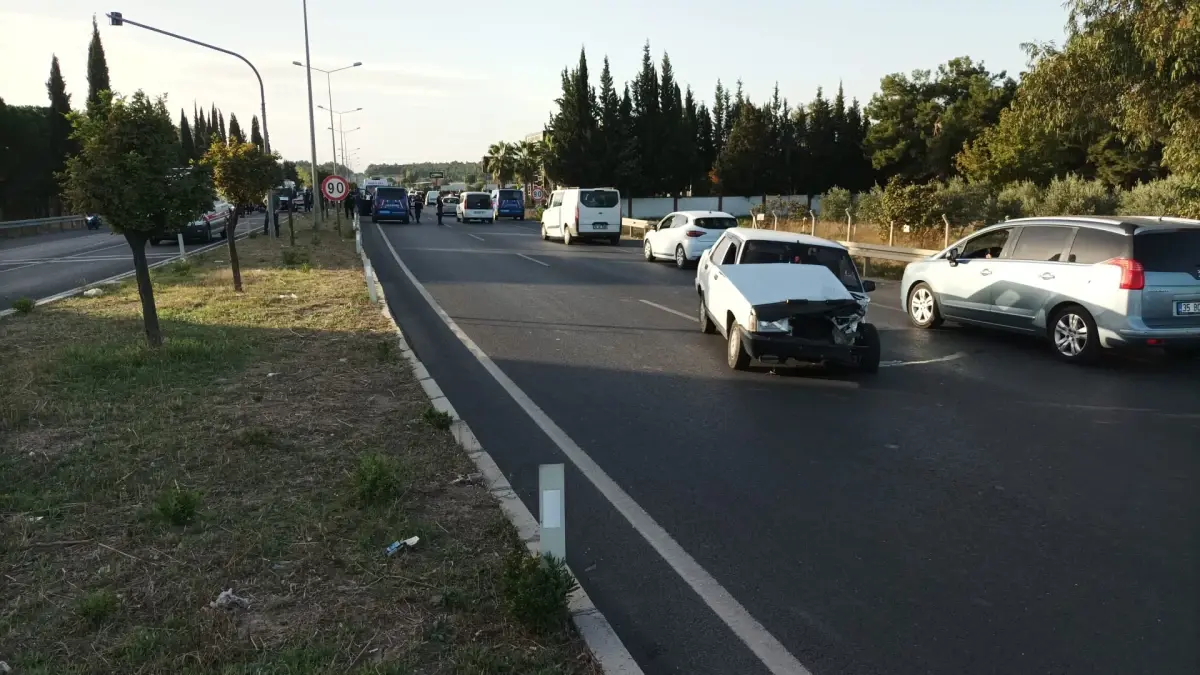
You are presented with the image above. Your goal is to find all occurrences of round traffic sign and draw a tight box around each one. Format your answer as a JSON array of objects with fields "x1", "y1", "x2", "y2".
[
  {"x1": 321, "y1": 175, "x2": 349, "y2": 202},
  {"x1": 533, "y1": 186, "x2": 544, "y2": 201}
]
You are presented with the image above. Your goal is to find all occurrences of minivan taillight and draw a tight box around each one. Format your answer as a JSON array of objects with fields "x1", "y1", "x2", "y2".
[{"x1": 1103, "y1": 257, "x2": 1145, "y2": 290}]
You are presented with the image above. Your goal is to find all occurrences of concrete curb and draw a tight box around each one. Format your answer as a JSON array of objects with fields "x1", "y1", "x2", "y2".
[{"x1": 368, "y1": 258, "x2": 644, "y2": 675}]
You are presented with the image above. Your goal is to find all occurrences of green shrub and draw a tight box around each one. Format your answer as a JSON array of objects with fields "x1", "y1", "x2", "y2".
[
  {"x1": 819, "y1": 186, "x2": 852, "y2": 221},
  {"x1": 77, "y1": 589, "x2": 119, "y2": 625},
  {"x1": 882, "y1": 178, "x2": 940, "y2": 232},
  {"x1": 1039, "y1": 173, "x2": 1118, "y2": 216},
  {"x1": 1119, "y1": 174, "x2": 1200, "y2": 218},
  {"x1": 501, "y1": 550, "x2": 578, "y2": 635},
  {"x1": 931, "y1": 177, "x2": 994, "y2": 225},
  {"x1": 855, "y1": 185, "x2": 886, "y2": 228},
  {"x1": 353, "y1": 453, "x2": 402, "y2": 506},
  {"x1": 280, "y1": 248, "x2": 310, "y2": 267},
  {"x1": 11, "y1": 297, "x2": 35, "y2": 314},
  {"x1": 156, "y1": 485, "x2": 201, "y2": 525},
  {"x1": 422, "y1": 406, "x2": 453, "y2": 431},
  {"x1": 996, "y1": 180, "x2": 1044, "y2": 220}
]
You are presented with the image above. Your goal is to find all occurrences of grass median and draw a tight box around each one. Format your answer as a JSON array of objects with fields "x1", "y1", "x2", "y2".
[{"x1": 0, "y1": 213, "x2": 597, "y2": 674}]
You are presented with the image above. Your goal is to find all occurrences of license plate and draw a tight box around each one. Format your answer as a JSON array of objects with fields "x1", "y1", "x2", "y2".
[
  {"x1": 1176, "y1": 301, "x2": 1200, "y2": 316},
  {"x1": 592, "y1": 223, "x2": 608, "y2": 230}
]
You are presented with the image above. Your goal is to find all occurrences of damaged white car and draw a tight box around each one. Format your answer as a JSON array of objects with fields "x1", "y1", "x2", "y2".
[{"x1": 696, "y1": 229, "x2": 881, "y2": 373}]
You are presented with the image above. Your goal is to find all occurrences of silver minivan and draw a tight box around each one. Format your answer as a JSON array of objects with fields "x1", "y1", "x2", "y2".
[{"x1": 900, "y1": 216, "x2": 1200, "y2": 362}]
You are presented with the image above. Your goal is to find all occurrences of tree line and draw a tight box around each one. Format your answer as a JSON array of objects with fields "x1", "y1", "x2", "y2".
[
  {"x1": 531, "y1": 0, "x2": 1197, "y2": 222},
  {"x1": 0, "y1": 17, "x2": 267, "y2": 221}
]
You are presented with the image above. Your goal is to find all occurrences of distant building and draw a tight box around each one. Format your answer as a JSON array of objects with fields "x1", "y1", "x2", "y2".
[{"x1": 524, "y1": 131, "x2": 544, "y2": 144}]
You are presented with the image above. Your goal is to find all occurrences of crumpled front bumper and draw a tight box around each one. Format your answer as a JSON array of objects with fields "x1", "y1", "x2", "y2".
[{"x1": 738, "y1": 328, "x2": 868, "y2": 365}]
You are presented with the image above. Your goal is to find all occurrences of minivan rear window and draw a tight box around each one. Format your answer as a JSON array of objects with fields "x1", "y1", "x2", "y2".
[
  {"x1": 580, "y1": 190, "x2": 619, "y2": 208},
  {"x1": 375, "y1": 187, "x2": 407, "y2": 200},
  {"x1": 465, "y1": 194, "x2": 491, "y2": 209},
  {"x1": 499, "y1": 190, "x2": 522, "y2": 200},
  {"x1": 1134, "y1": 229, "x2": 1200, "y2": 272},
  {"x1": 1068, "y1": 228, "x2": 1128, "y2": 265}
]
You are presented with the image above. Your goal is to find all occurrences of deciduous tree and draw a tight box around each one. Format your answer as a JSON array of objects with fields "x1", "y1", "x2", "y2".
[{"x1": 203, "y1": 141, "x2": 278, "y2": 292}]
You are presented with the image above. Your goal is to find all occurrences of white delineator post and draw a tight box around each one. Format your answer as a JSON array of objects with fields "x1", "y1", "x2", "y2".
[
  {"x1": 539, "y1": 463, "x2": 566, "y2": 560},
  {"x1": 177, "y1": 233, "x2": 186, "y2": 258}
]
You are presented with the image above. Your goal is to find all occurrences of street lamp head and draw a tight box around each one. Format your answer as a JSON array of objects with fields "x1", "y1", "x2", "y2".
[
  {"x1": 107, "y1": 11, "x2": 124, "y2": 26},
  {"x1": 292, "y1": 60, "x2": 304, "y2": 67},
  {"x1": 352, "y1": 62, "x2": 363, "y2": 67},
  {"x1": 317, "y1": 105, "x2": 329, "y2": 111},
  {"x1": 354, "y1": 107, "x2": 363, "y2": 112}
]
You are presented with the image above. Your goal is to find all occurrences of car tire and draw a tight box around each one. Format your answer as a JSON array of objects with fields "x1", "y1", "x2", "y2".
[
  {"x1": 856, "y1": 323, "x2": 881, "y2": 374},
  {"x1": 402, "y1": 218, "x2": 410, "y2": 224},
  {"x1": 563, "y1": 226, "x2": 572, "y2": 246},
  {"x1": 488, "y1": 218, "x2": 494, "y2": 224},
  {"x1": 699, "y1": 295, "x2": 716, "y2": 334},
  {"x1": 1050, "y1": 304, "x2": 1101, "y2": 364},
  {"x1": 726, "y1": 321, "x2": 751, "y2": 370},
  {"x1": 541, "y1": 224, "x2": 549, "y2": 241},
  {"x1": 610, "y1": 235, "x2": 620, "y2": 245},
  {"x1": 907, "y1": 282, "x2": 944, "y2": 329},
  {"x1": 674, "y1": 245, "x2": 688, "y2": 269},
  {"x1": 643, "y1": 239, "x2": 655, "y2": 261}
]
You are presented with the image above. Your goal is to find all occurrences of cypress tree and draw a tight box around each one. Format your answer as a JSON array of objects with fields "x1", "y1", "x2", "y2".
[
  {"x1": 228, "y1": 112, "x2": 245, "y2": 144},
  {"x1": 217, "y1": 109, "x2": 227, "y2": 144},
  {"x1": 86, "y1": 15, "x2": 111, "y2": 112},
  {"x1": 695, "y1": 102, "x2": 715, "y2": 196},
  {"x1": 712, "y1": 81, "x2": 727, "y2": 155},
  {"x1": 631, "y1": 42, "x2": 660, "y2": 195},
  {"x1": 47, "y1": 56, "x2": 73, "y2": 171},
  {"x1": 597, "y1": 57, "x2": 621, "y2": 184},
  {"x1": 614, "y1": 85, "x2": 642, "y2": 197},
  {"x1": 250, "y1": 115, "x2": 263, "y2": 151},
  {"x1": 658, "y1": 52, "x2": 683, "y2": 195},
  {"x1": 179, "y1": 109, "x2": 196, "y2": 163}
]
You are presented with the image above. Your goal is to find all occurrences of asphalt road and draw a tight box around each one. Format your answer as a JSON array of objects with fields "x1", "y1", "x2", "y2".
[
  {"x1": 0, "y1": 215, "x2": 264, "y2": 308},
  {"x1": 362, "y1": 217, "x2": 1199, "y2": 675}
]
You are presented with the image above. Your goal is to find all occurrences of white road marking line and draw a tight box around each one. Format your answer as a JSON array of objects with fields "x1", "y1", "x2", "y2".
[
  {"x1": 516, "y1": 253, "x2": 550, "y2": 267},
  {"x1": 466, "y1": 233, "x2": 485, "y2": 242},
  {"x1": 879, "y1": 352, "x2": 967, "y2": 367},
  {"x1": 1, "y1": 255, "x2": 175, "y2": 264},
  {"x1": 375, "y1": 224, "x2": 812, "y2": 675},
  {"x1": 638, "y1": 299, "x2": 693, "y2": 321}
]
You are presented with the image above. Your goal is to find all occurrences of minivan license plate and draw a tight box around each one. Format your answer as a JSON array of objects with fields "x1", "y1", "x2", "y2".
[
  {"x1": 1176, "y1": 301, "x2": 1200, "y2": 316},
  {"x1": 593, "y1": 223, "x2": 608, "y2": 230}
]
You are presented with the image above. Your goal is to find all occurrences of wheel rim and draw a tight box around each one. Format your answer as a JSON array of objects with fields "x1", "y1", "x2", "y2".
[
  {"x1": 911, "y1": 288, "x2": 934, "y2": 324},
  {"x1": 699, "y1": 299, "x2": 706, "y2": 325},
  {"x1": 728, "y1": 329, "x2": 739, "y2": 361},
  {"x1": 1054, "y1": 313, "x2": 1088, "y2": 356},
  {"x1": 676, "y1": 248, "x2": 684, "y2": 265},
  {"x1": 645, "y1": 241, "x2": 652, "y2": 258}
]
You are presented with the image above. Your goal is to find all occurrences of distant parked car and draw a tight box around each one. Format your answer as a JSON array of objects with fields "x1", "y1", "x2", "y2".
[
  {"x1": 696, "y1": 228, "x2": 880, "y2": 373},
  {"x1": 643, "y1": 210, "x2": 738, "y2": 269},
  {"x1": 154, "y1": 200, "x2": 231, "y2": 245},
  {"x1": 85, "y1": 214, "x2": 102, "y2": 230},
  {"x1": 900, "y1": 216, "x2": 1200, "y2": 363}
]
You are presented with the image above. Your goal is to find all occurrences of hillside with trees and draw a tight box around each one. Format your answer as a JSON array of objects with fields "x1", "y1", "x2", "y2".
[{"x1": 363, "y1": 161, "x2": 484, "y2": 184}]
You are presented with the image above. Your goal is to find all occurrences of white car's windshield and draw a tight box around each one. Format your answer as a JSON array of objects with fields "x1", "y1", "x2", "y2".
[{"x1": 739, "y1": 241, "x2": 863, "y2": 292}]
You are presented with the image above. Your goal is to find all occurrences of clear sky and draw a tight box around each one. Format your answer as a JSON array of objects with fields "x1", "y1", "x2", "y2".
[{"x1": 0, "y1": 0, "x2": 1069, "y2": 170}]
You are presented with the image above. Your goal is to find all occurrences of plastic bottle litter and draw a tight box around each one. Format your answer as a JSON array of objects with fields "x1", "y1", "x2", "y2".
[{"x1": 385, "y1": 536, "x2": 420, "y2": 556}]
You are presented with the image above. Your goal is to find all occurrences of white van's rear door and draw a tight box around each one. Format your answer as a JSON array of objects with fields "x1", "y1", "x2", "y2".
[{"x1": 577, "y1": 189, "x2": 621, "y2": 233}]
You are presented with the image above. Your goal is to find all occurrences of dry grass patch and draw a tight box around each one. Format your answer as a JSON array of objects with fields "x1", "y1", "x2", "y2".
[{"x1": 0, "y1": 213, "x2": 596, "y2": 674}]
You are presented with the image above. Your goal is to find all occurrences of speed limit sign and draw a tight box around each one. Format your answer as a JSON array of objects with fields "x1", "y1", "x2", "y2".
[{"x1": 321, "y1": 175, "x2": 349, "y2": 202}]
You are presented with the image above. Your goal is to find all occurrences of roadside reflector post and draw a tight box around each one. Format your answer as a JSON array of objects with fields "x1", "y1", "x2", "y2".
[
  {"x1": 889, "y1": 220, "x2": 895, "y2": 247},
  {"x1": 943, "y1": 214, "x2": 951, "y2": 249},
  {"x1": 539, "y1": 463, "x2": 566, "y2": 560},
  {"x1": 809, "y1": 211, "x2": 816, "y2": 236},
  {"x1": 363, "y1": 257, "x2": 378, "y2": 304},
  {"x1": 177, "y1": 232, "x2": 186, "y2": 259},
  {"x1": 846, "y1": 208, "x2": 852, "y2": 242}
]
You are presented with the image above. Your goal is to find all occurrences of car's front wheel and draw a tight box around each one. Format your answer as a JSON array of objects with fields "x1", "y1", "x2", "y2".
[
  {"x1": 856, "y1": 323, "x2": 881, "y2": 373},
  {"x1": 907, "y1": 282, "x2": 943, "y2": 328},
  {"x1": 726, "y1": 321, "x2": 751, "y2": 370},
  {"x1": 643, "y1": 240, "x2": 654, "y2": 261},
  {"x1": 1050, "y1": 304, "x2": 1100, "y2": 364}
]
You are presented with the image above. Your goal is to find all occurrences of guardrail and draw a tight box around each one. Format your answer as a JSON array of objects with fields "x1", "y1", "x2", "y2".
[
  {"x1": 620, "y1": 218, "x2": 937, "y2": 274},
  {"x1": 0, "y1": 215, "x2": 88, "y2": 239}
]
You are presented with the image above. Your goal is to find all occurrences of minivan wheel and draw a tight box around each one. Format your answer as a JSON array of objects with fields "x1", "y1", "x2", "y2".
[
  {"x1": 643, "y1": 240, "x2": 654, "y2": 261},
  {"x1": 541, "y1": 224, "x2": 549, "y2": 241},
  {"x1": 562, "y1": 227, "x2": 572, "y2": 246},
  {"x1": 1050, "y1": 304, "x2": 1100, "y2": 364},
  {"x1": 907, "y1": 283, "x2": 944, "y2": 328},
  {"x1": 855, "y1": 323, "x2": 881, "y2": 374},
  {"x1": 675, "y1": 245, "x2": 687, "y2": 269},
  {"x1": 726, "y1": 321, "x2": 751, "y2": 370}
]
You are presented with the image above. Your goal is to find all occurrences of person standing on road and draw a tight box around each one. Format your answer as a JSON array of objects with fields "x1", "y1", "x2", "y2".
[
  {"x1": 412, "y1": 193, "x2": 423, "y2": 223},
  {"x1": 344, "y1": 190, "x2": 355, "y2": 219},
  {"x1": 435, "y1": 194, "x2": 444, "y2": 226}
]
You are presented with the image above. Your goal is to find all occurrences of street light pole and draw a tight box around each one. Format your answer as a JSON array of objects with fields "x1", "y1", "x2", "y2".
[
  {"x1": 105, "y1": 11, "x2": 278, "y2": 234},
  {"x1": 294, "y1": 62, "x2": 361, "y2": 179},
  {"x1": 300, "y1": 0, "x2": 321, "y2": 234}
]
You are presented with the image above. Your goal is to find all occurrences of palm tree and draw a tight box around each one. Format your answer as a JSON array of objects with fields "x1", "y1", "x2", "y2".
[
  {"x1": 515, "y1": 139, "x2": 545, "y2": 204},
  {"x1": 483, "y1": 142, "x2": 514, "y2": 188}
]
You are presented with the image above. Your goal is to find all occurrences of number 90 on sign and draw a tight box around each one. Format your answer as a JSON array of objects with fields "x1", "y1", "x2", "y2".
[{"x1": 321, "y1": 176, "x2": 349, "y2": 202}]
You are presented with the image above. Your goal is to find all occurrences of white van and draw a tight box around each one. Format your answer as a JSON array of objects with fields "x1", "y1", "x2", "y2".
[
  {"x1": 457, "y1": 192, "x2": 494, "y2": 223},
  {"x1": 540, "y1": 188, "x2": 621, "y2": 245}
]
